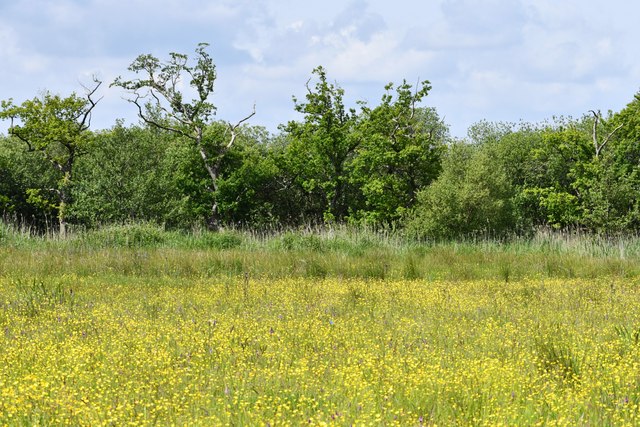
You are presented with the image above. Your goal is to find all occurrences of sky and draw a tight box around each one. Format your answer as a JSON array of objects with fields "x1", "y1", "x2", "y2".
[{"x1": 0, "y1": 0, "x2": 639, "y2": 139}]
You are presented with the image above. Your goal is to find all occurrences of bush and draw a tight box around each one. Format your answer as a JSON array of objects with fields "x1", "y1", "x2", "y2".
[{"x1": 406, "y1": 143, "x2": 516, "y2": 240}]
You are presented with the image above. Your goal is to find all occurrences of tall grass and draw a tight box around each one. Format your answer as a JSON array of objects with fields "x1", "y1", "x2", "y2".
[{"x1": 1, "y1": 221, "x2": 639, "y2": 280}]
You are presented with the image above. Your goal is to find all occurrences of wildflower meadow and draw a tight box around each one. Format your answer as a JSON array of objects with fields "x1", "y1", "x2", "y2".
[{"x1": 1, "y1": 229, "x2": 640, "y2": 425}]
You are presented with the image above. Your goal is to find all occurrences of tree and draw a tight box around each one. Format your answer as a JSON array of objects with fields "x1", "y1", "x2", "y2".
[
  {"x1": 0, "y1": 79, "x2": 101, "y2": 236},
  {"x1": 575, "y1": 101, "x2": 640, "y2": 232},
  {"x1": 111, "y1": 43, "x2": 254, "y2": 230},
  {"x1": 517, "y1": 114, "x2": 629, "y2": 232},
  {"x1": 350, "y1": 80, "x2": 446, "y2": 224},
  {"x1": 478, "y1": 111, "x2": 637, "y2": 233},
  {"x1": 0, "y1": 134, "x2": 59, "y2": 230},
  {"x1": 282, "y1": 66, "x2": 360, "y2": 223},
  {"x1": 69, "y1": 122, "x2": 182, "y2": 228},
  {"x1": 214, "y1": 125, "x2": 286, "y2": 227},
  {"x1": 406, "y1": 142, "x2": 515, "y2": 240}
]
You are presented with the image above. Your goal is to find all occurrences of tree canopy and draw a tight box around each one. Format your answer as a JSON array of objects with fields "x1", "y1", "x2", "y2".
[
  {"x1": 1, "y1": 43, "x2": 640, "y2": 238},
  {"x1": 0, "y1": 79, "x2": 101, "y2": 235}
]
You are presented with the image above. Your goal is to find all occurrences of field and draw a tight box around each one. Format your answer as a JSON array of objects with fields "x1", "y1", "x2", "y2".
[{"x1": 2, "y1": 225, "x2": 640, "y2": 426}]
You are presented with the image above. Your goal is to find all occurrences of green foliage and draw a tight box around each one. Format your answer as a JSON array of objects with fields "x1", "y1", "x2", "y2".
[
  {"x1": 69, "y1": 123, "x2": 179, "y2": 227},
  {"x1": 468, "y1": 106, "x2": 640, "y2": 235},
  {"x1": 282, "y1": 66, "x2": 360, "y2": 222},
  {"x1": 215, "y1": 126, "x2": 286, "y2": 227},
  {"x1": 25, "y1": 188, "x2": 57, "y2": 212},
  {"x1": 161, "y1": 131, "x2": 215, "y2": 228},
  {"x1": 112, "y1": 43, "x2": 255, "y2": 230},
  {"x1": 0, "y1": 81, "x2": 101, "y2": 233},
  {"x1": 407, "y1": 143, "x2": 515, "y2": 240},
  {"x1": 523, "y1": 111, "x2": 640, "y2": 232},
  {"x1": 612, "y1": 92, "x2": 640, "y2": 153},
  {"x1": 349, "y1": 80, "x2": 446, "y2": 225},
  {"x1": 521, "y1": 188, "x2": 581, "y2": 229},
  {"x1": 580, "y1": 94, "x2": 640, "y2": 232},
  {"x1": 2, "y1": 59, "x2": 640, "y2": 238},
  {"x1": 0, "y1": 133, "x2": 63, "y2": 231}
]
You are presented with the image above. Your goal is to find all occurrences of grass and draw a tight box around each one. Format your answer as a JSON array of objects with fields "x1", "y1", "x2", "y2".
[
  {"x1": 2, "y1": 222, "x2": 640, "y2": 425},
  {"x1": 1, "y1": 222, "x2": 640, "y2": 281}
]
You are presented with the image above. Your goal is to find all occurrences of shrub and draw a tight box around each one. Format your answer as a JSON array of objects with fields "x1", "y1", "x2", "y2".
[{"x1": 406, "y1": 143, "x2": 516, "y2": 240}]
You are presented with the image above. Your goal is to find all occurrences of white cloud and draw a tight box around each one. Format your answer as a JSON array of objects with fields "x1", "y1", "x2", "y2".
[{"x1": 1, "y1": 0, "x2": 640, "y2": 138}]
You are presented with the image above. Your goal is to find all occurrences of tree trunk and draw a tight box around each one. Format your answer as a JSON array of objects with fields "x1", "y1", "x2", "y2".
[
  {"x1": 59, "y1": 216, "x2": 67, "y2": 239},
  {"x1": 207, "y1": 200, "x2": 221, "y2": 231},
  {"x1": 58, "y1": 172, "x2": 72, "y2": 238},
  {"x1": 58, "y1": 198, "x2": 68, "y2": 238}
]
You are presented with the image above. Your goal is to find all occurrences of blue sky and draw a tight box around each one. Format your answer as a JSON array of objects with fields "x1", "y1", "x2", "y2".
[{"x1": 1, "y1": 0, "x2": 638, "y2": 138}]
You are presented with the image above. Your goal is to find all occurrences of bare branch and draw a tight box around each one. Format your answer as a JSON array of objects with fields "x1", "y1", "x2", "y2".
[
  {"x1": 410, "y1": 78, "x2": 421, "y2": 122},
  {"x1": 224, "y1": 104, "x2": 256, "y2": 149},
  {"x1": 229, "y1": 104, "x2": 257, "y2": 132},
  {"x1": 305, "y1": 78, "x2": 313, "y2": 96},
  {"x1": 589, "y1": 110, "x2": 599, "y2": 156},
  {"x1": 128, "y1": 93, "x2": 194, "y2": 140},
  {"x1": 196, "y1": 104, "x2": 259, "y2": 193},
  {"x1": 590, "y1": 109, "x2": 623, "y2": 158},
  {"x1": 78, "y1": 78, "x2": 103, "y2": 131},
  {"x1": 9, "y1": 122, "x2": 36, "y2": 152},
  {"x1": 597, "y1": 123, "x2": 624, "y2": 158}
]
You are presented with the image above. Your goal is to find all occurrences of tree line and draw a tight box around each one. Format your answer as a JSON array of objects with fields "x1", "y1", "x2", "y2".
[{"x1": 1, "y1": 44, "x2": 639, "y2": 238}]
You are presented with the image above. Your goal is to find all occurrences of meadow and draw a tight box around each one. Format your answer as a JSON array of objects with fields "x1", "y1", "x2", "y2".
[{"x1": 2, "y1": 224, "x2": 640, "y2": 425}]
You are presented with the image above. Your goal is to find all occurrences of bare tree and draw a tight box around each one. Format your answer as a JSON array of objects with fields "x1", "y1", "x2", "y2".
[{"x1": 111, "y1": 43, "x2": 255, "y2": 230}]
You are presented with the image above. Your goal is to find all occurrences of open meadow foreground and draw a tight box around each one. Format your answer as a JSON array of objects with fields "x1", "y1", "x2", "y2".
[{"x1": 2, "y1": 229, "x2": 640, "y2": 426}]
